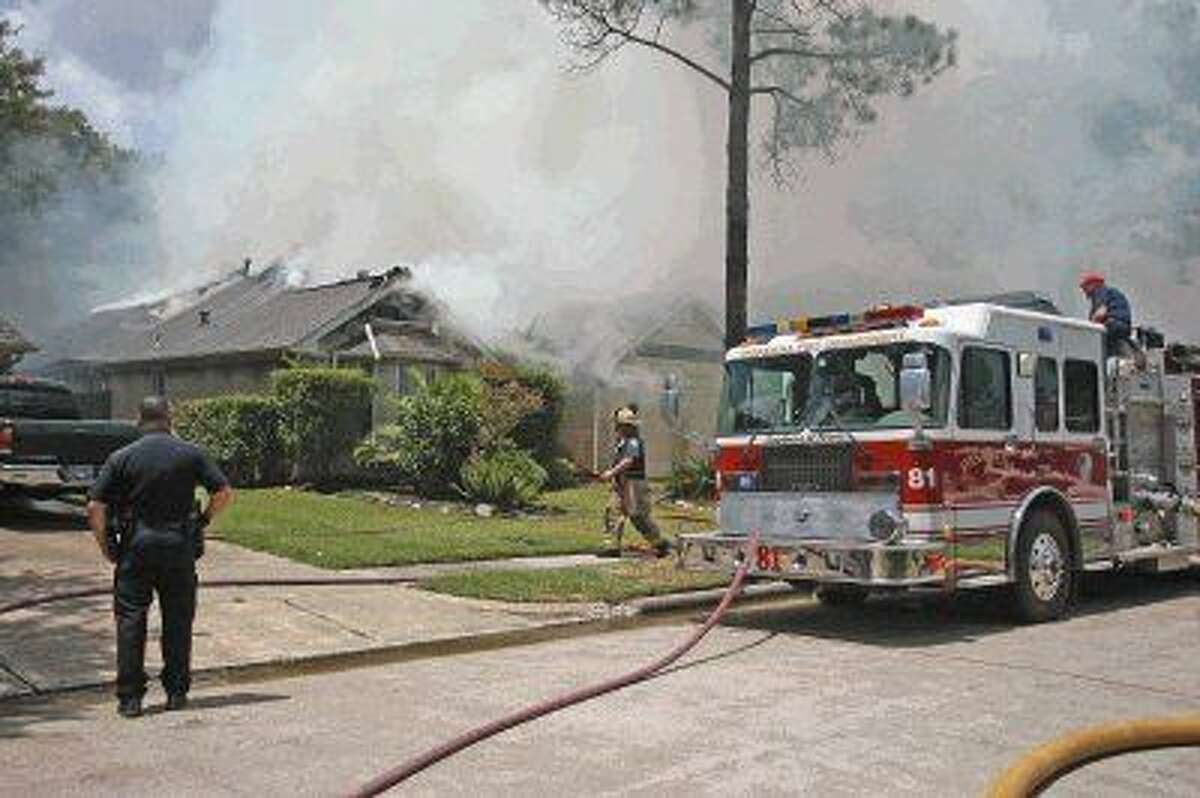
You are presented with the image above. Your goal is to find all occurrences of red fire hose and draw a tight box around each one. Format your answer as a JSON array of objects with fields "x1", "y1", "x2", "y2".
[{"x1": 345, "y1": 532, "x2": 759, "y2": 797}]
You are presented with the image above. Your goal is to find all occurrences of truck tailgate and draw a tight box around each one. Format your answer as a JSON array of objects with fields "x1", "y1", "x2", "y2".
[{"x1": 11, "y1": 420, "x2": 140, "y2": 465}]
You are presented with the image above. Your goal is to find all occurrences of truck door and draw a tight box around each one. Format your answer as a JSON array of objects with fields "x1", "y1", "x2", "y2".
[{"x1": 952, "y1": 345, "x2": 1019, "y2": 557}]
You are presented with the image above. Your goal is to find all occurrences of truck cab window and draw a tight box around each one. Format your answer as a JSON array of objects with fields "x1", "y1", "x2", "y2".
[
  {"x1": 1035, "y1": 357, "x2": 1059, "y2": 432},
  {"x1": 1064, "y1": 359, "x2": 1100, "y2": 433},
  {"x1": 958, "y1": 347, "x2": 1012, "y2": 430}
]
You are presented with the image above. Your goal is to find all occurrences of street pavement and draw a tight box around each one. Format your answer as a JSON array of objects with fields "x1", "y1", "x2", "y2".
[
  {"x1": 2, "y1": 499, "x2": 1199, "y2": 796},
  {"x1": 2, "y1": 571, "x2": 1197, "y2": 796},
  {"x1": 0, "y1": 500, "x2": 614, "y2": 699}
]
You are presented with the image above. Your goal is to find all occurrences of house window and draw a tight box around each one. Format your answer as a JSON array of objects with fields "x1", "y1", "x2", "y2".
[
  {"x1": 958, "y1": 347, "x2": 1011, "y2": 430},
  {"x1": 1065, "y1": 359, "x2": 1100, "y2": 433},
  {"x1": 1035, "y1": 357, "x2": 1059, "y2": 433},
  {"x1": 152, "y1": 371, "x2": 167, "y2": 396}
]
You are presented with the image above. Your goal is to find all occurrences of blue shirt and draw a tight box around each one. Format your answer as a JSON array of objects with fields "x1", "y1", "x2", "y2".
[{"x1": 1090, "y1": 285, "x2": 1131, "y2": 327}]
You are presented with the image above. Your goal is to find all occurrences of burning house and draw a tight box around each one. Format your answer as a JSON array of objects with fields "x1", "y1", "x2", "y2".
[
  {"x1": 27, "y1": 263, "x2": 478, "y2": 420},
  {"x1": 545, "y1": 298, "x2": 725, "y2": 478}
]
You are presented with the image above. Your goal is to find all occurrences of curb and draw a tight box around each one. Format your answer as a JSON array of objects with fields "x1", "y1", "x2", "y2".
[
  {"x1": 629, "y1": 580, "x2": 799, "y2": 614},
  {"x1": 1, "y1": 583, "x2": 803, "y2": 705}
]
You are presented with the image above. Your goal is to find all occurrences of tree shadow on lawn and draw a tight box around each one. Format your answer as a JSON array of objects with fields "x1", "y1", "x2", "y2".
[{"x1": 718, "y1": 568, "x2": 1199, "y2": 649}]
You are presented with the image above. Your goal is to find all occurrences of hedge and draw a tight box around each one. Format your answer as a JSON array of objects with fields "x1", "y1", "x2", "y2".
[
  {"x1": 271, "y1": 367, "x2": 377, "y2": 483},
  {"x1": 174, "y1": 395, "x2": 282, "y2": 487}
]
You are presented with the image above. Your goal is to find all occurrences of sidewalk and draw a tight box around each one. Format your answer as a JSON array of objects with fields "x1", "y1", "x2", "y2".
[{"x1": 0, "y1": 522, "x2": 769, "y2": 701}]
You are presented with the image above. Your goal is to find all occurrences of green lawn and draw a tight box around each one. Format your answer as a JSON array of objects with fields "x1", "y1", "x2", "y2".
[
  {"x1": 420, "y1": 558, "x2": 729, "y2": 603},
  {"x1": 212, "y1": 484, "x2": 715, "y2": 569}
]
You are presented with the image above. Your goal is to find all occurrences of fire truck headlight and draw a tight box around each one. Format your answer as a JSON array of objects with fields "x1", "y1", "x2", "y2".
[{"x1": 868, "y1": 509, "x2": 907, "y2": 544}]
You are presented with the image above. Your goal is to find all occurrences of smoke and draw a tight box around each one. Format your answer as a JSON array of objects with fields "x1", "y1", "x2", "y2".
[
  {"x1": 145, "y1": 0, "x2": 725, "y2": 358},
  {"x1": 825, "y1": 0, "x2": 1200, "y2": 334},
  {"x1": 11, "y1": 0, "x2": 1200, "y2": 359}
]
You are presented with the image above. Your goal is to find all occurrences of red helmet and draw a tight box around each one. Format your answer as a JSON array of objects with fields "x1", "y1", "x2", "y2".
[{"x1": 1079, "y1": 271, "x2": 1105, "y2": 291}]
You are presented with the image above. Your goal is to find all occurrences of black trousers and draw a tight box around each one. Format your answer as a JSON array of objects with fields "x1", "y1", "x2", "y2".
[{"x1": 113, "y1": 557, "x2": 197, "y2": 700}]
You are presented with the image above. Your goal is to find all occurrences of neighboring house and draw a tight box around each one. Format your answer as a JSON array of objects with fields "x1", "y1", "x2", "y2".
[
  {"x1": 27, "y1": 264, "x2": 477, "y2": 420},
  {"x1": 0, "y1": 316, "x2": 36, "y2": 372},
  {"x1": 538, "y1": 298, "x2": 725, "y2": 478}
]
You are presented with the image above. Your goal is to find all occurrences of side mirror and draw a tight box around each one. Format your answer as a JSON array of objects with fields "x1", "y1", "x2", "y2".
[{"x1": 899, "y1": 352, "x2": 932, "y2": 413}]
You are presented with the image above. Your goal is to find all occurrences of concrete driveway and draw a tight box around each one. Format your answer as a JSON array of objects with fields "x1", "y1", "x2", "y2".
[
  {"x1": 3, "y1": 565, "x2": 1197, "y2": 797},
  {"x1": 0, "y1": 499, "x2": 606, "y2": 699}
]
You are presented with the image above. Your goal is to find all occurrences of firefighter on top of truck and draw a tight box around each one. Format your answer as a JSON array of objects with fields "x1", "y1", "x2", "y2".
[
  {"x1": 1079, "y1": 271, "x2": 1133, "y2": 353},
  {"x1": 598, "y1": 405, "x2": 671, "y2": 558}
]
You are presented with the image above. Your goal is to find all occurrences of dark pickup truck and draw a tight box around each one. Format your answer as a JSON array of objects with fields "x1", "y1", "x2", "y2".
[{"x1": 0, "y1": 376, "x2": 140, "y2": 499}]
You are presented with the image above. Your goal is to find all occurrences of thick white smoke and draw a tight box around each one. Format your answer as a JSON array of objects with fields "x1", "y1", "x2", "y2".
[
  {"x1": 13, "y1": 0, "x2": 1200, "y2": 352},
  {"x1": 773, "y1": 0, "x2": 1200, "y2": 336},
  {"x1": 146, "y1": 1, "x2": 725, "y2": 353}
]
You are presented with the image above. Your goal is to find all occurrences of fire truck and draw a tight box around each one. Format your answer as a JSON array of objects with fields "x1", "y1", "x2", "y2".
[{"x1": 678, "y1": 294, "x2": 1200, "y2": 621}]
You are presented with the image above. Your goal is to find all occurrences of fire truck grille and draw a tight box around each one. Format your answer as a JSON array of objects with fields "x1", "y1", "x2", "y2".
[{"x1": 759, "y1": 443, "x2": 854, "y2": 493}]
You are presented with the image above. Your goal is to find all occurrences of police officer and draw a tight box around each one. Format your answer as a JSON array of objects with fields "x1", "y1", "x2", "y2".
[
  {"x1": 1079, "y1": 271, "x2": 1133, "y2": 354},
  {"x1": 86, "y1": 396, "x2": 234, "y2": 718},
  {"x1": 598, "y1": 405, "x2": 670, "y2": 558}
]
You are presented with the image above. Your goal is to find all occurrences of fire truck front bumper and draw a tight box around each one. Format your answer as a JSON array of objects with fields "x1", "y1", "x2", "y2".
[{"x1": 678, "y1": 532, "x2": 948, "y2": 586}]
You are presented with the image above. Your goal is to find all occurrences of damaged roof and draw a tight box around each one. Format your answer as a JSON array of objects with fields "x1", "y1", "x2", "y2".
[{"x1": 30, "y1": 265, "x2": 447, "y2": 367}]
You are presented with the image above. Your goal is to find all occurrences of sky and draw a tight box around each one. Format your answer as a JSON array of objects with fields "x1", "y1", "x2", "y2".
[{"x1": 4, "y1": 0, "x2": 1200, "y2": 351}]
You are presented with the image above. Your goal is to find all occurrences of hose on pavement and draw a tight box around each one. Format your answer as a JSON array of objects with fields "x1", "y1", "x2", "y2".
[
  {"x1": 984, "y1": 713, "x2": 1200, "y2": 797},
  {"x1": 345, "y1": 532, "x2": 760, "y2": 797}
]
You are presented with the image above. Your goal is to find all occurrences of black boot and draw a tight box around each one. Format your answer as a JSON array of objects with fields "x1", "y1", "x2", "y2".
[{"x1": 118, "y1": 696, "x2": 143, "y2": 718}]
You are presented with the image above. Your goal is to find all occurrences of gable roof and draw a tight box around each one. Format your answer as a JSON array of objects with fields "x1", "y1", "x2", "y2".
[
  {"x1": 30, "y1": 266, "x2": 418, "y2": 367},
  {"x1": 528, "y1": 295, "x2": 723, "y2": 381}
]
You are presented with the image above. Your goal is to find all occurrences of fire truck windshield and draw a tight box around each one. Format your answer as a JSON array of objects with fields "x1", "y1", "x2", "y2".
[{"x1": 717, "y1": 343, "x2": 951, "y2": 434}]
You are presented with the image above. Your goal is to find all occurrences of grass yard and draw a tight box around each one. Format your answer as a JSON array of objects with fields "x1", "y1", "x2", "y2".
[
  {"x1": 419, "y1": 558, "x2": 730, "y2": 603},
  {"x1": 212, "y1": 484, "x2": 716, "y2": 569}
]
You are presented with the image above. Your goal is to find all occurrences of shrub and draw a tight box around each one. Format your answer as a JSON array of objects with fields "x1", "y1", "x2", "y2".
[
  {"x1": 509, "y1": 364, "x2": 567, "y2": 465},
  {"x1": 479, "y1": 360, "x2": 567, "y2": 467},
  {"x1": 460, "y1": 448, "x2": 548, "y2": 509},
  {"x1": 667, "y1": 453, "x2": 716, "y2": 500},
  {"x1": 271, "y1": 367, "x2": 376, "y2": 483},
  {"x1": 543, "y1": 456, "x2": 582, "y2": 490},
  {"x1": 354, "y1": 371, "x2": 484, "y2": 497},
  {"x1": 478, "y1": 379, "x2": 544, "y2": 452},
  {"x1": 174, "y1": 395, "x2": 282, "y2": 487}
]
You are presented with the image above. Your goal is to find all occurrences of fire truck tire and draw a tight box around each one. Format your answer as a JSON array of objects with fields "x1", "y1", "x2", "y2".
[
  {"x1": 1013, "y1": 510, "x2": 1073, "y2": 623},
  {"x1": 815, "y1": 584, "x2": 869, "y2": 607}
]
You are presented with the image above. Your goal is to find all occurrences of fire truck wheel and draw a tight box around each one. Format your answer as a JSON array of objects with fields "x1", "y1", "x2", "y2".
[
  {"x1": 815, "y1": 584, "x2": 869, "y2": 607},
  {"x1": 1013, "y1": 510, "x2": 1073, "y2": 623}
]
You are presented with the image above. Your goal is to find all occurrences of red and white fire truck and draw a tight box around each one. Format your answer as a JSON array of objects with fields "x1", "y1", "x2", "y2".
[{"x1": 679, "y1": 295, "x2": 1200, "y2": 621}]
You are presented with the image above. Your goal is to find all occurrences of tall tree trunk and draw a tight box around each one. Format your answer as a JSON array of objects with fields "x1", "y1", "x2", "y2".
[{"x1": 724, "y1": 0, "x2": 753, "y2": 350}]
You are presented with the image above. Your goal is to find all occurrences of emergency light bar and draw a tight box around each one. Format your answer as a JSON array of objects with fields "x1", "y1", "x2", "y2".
[{"x1": 744, "y1": 304, "x2": 924, "y2": 343}]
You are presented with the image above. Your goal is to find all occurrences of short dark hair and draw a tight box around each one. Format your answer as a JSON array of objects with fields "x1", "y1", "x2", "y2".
[{"x1": 138, "y1": 395, "x2": 172, "y2": 428}]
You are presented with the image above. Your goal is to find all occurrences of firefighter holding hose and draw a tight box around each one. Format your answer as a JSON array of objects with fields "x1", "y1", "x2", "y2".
[
  {"x1": 598, "y1": 405, "x2": 671, "y2": 558},
  {"x1": 86, "y1": 396, "x2": 234, "y2": 718}
]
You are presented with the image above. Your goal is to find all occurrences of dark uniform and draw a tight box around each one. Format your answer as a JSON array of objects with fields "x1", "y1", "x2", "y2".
[
  {"x1": 1089, "y1": 284, "x2": 1133, "y2": 353},
  {"x1": 89, "y1": 432, "x2": 229, "y2": 703}
]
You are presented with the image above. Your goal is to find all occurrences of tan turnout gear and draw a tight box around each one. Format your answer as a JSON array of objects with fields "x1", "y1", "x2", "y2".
[{"x1": 600, "y1": 405, "x2": 668, "y2": 556}]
